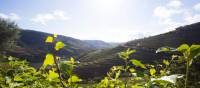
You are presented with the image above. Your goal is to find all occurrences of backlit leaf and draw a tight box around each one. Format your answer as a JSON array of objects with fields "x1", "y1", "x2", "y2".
[
  {"x1": 45, "y1": 36, "x2": 53, "y2": 43},
  {"x1": 53, "y1": 34, "x2": 57, "y2": 38},
  {"x1": 47, "y1": 70, "x2": 59, "y2": 81},
  {"x1": 163, "y1": 59, "x2": 169, "y2": 66},
  {"x1": 43, "y1": 54, "x2": 54, "y2": 68},
  {"x1": 130, "y1": 59, "x2": 146, "y2": 69},
  {"x1": 14, "y1": 75, "x2": 23, "y2": 81},
  {"x1": 129, "y1": 68, "x2": 136, "y2": 73},
  {"x1": 55, "y1": 41, "x2": 65, "y2": 51},
  {"x1": 177, "y1": 44, "x2": 189, "y2": 52},
  {"x1": 68, "y1": 75, "x2": 82, "y2": 83},
  {"x1": 150, "y1": 68, "x2": 156, "y2": 76}
]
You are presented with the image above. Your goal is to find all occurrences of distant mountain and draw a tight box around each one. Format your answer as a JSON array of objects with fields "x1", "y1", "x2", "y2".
[
  {"x1": 6, "y1": 30, "x2": 111, "y2": 67},
  {"x1": 83, "y1": 40, "x2": 118, "y2": 49},
  {"x1": 75, "y1": 22, "x2": 200, "y2": 79}
]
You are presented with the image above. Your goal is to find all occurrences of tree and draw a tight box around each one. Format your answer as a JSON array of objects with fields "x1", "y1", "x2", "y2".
[{"x1": 0, "y1": 18, "x2": 19, "y2": 52}]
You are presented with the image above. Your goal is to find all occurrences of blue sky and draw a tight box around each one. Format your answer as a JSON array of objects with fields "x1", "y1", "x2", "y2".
[{"x1": 0, "y1": 0, "x2": 200, "y2": 42}]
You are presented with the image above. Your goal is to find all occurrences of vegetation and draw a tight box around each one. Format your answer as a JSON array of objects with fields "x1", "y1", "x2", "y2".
[
  {"x1": 0, "y1": 18, "x2": 19, "y2": 52},
  {"x1": 0, "y1": 34, "x2": 199, "y2": 88}
]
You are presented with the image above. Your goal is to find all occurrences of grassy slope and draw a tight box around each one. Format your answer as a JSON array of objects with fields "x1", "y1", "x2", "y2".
[{"x1": 75, "y1": 22, "x2": 200, "y2": 79}]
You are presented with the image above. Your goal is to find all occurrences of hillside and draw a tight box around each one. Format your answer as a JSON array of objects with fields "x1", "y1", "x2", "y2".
[
  {"x1": 83, "y1": 40, "x2": 118, "y2": 49},
  {"x1": 75, "y1": 22, "x2": 200, "y2": 79},
  {"x1": 6, "y1": 30, "x2": 112, "y2": 67}
]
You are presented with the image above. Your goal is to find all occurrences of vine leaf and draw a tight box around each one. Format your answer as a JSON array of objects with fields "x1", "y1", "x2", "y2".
[
  {"x1": 130, "y1": 59, "x2": 146, "y2": 69},
  {"x1": 43, "y1": 54, "x2": 54, "y2": 68},
  {"x1": 163, "y1": 59, "x2": 169, "y2": 66},
  {"x1": 150, "y1": 68, "x2": 156, "y2": 76},
  {"x1": 47, "y1": 70, "x2": 59, "y2": 81},
  {"x1": 55, "y1": 41, "x2": 65, "y2": 51},
  {"x1": 45, "y1": 36, "x2": 53, "y2": 43},
  {"x1": 68, "y1": 75, "x2": 82, "y2": 83}
]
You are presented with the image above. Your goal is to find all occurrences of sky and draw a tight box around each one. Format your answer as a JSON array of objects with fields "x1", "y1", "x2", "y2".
[{"x1": 0, "y1": 0, "x2": 200, "y2": 42}]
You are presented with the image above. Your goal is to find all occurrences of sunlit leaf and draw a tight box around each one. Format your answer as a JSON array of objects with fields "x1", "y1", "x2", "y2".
[
  {"x1": 129, "y1": 68, "x2": 136, "y2": 73},
  {"x1": 176, "y1": 44, "x2": 189, "y2": 52},
  {"x1": 14, "y1": 75, "x2": 23, "y2": 81},
  {"x1": 8, "y1": 56, "x2": 15, "y2": 61},
  {"x1": 130, "y1": 59, "x2": 146, "y2": 69},
  {"x1": 190, "y1": 44, "x2": 200, "y2": 58},
  {"x1": 150, "y1": 68, "x2": 156, "y2": 76},
  {"x1": 45, "y1": 36, "x2": 53, "y2": 43},
  {"x1": 47, "y1": 70, "x2": 59, "y2": 81},
  {"x1": 115, "y1": 70, "x2": 121, "y2": 79},
  {"x1": 163, "y1": 59, "x2": 169, "y2": 66},
  {"x1": 43, "y1": 54, "x2": 54, "y2": 68},
  {"x1": 118, "y1": 49, "x2": 136, "y2": 60},
  {"x1": 68, "y1": 75, "x2": 82, "y2": 83},
  {"x1": 55, "y1": 41, "x2": 65, "y2": 51},
  {"x1": 156, "y1": 47, "x2": 174, "y2": 53},
  {"x1": 53, "y1": 34, "x2": 57, "y2": 38}
]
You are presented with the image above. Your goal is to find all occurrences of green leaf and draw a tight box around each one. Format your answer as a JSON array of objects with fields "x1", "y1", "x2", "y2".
[
  {"x1": 43, "y1": 54, "x2": 54, "y2": 68},
  {"x1": 14, "y1": 75, "x2": 23, "y2": 81},
  {"x1": 163, "y1": 59, "x2": 169, "y2": 66},
  {"x1": 59, "y1": 61, "x2": 73, "y2": 75},
  {"x1": 129, "y1": 68, "x2": 136, "y2": 73},
  {"x1": 55, "y1": 41, "x2": 65, "y2": 51},
  {"x1": 118, "y1": 49, "x2": 136, "y2": 60},
  {"x1": 8, "y1": 56, "x2": 15, "y2": 61},
  {"x1": 176, "y1": 44, "x2": 189, "y2": 52},
  {"x1": 150, "y1": 68, "x2": 156, "y2": 76},
  {"x1": 156, "y1": 47, "x2": 172, "y2": 53},
  {"x1": 130, "y1": 59, "x2": 146, "y2": 69},
  {"x1": 190, "y1": 44, "x2": 200, "y2": 58},
  {"x1": 47, "y1": 70, "x2": 59, "y2": 81},
  {"x1": 53, "y1": 34, "x2": 57, "y2": 38},
  {"x1": 115, "y1": 70, "x2": 121, "y2": 79},
  {"x1": 126, "y1": 48, "x2": 136, "y2": 55},
  {"x1": 68, "y1": 75, "x2": 82, "y2": 83},
  {"x1": 45, "y1": 36, "x2": 53, "y2": 43}
]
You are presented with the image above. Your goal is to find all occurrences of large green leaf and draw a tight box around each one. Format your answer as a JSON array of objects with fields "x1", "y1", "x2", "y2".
[
  {"x1": 176, "y1": 44, "x2": 189, "y2": 53},
  {"x1": 47, "y1": 70, "x2": 59, "y2": 81},
  {"x1": 189, "y1": 45, "x2": 200, "y2": 58},
  {"x1": 156, "y1": 47, "x2": 175, "y2": 53},
  {"x1": 55, "y1": 41, "x2": 65, "y2": 51},
  {"x1": 43, "y1": 54, "x2": 54, "y2": 68},
  {"x1": 130, "y1": 59, "x2": 146, "y2": 69}
]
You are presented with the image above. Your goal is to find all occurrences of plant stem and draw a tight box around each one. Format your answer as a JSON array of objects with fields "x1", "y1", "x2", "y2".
[
  {"x1": 52, "y1": 43, "x2": 65, "y2": 87},
  {"x1": 185, "y1": 59, "x2": 189, "y2": 88},
  {"x1": 53, "y1": 54, "x2": 65, "y2": 87}
]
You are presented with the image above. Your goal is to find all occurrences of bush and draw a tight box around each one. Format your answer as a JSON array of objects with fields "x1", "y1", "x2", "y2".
[{"x1": 0, "y1": 18, "x2": 19, "y2": 52}]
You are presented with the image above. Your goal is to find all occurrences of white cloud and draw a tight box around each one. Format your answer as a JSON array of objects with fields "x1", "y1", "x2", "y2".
[
  {"x1": 153, "y1": 0, "x2": 191, "y2": 31},
  {"x1": 0, "y1": 13, "x2": 20, "y2": 21},
  {"x1": 193, "y1": 3, "x2": 200, "y2": 12},
  {"x1": 184, "y1": 14, "x2": 200, "y2": 24},
  {"x1": 167, "y1": 0, "x2": 183, "y2": 8},
  {"x1": 154, "y1": 6, "x2": 182, "y2": 19},
  {"x1": 31, "y1": 10, "x2": 70, "y2": 26}
]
